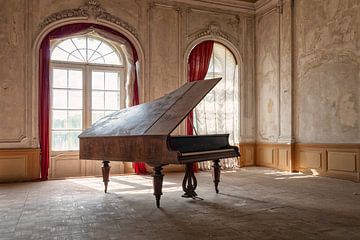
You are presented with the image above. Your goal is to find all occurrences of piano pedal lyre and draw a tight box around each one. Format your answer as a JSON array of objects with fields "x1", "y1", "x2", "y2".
[{"x1": 182, "y1": 163, "x2": 201, "y2": 199}]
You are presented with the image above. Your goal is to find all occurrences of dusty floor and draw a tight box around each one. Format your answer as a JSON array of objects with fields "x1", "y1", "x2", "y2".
[{"x1": 0, "y1": 167, "x2": 360, "y2": 240}]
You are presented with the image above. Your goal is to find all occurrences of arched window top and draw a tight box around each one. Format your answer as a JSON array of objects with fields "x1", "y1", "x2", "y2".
[
  {"x1": 205, "y1": 42, "x2": 236, "y2": 80},
  {"x1": 51, "y1": 35, "x2": 123, "y2": 65}
]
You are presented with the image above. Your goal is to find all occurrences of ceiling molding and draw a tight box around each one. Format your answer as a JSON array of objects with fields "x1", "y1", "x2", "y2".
[
  {"x1": 255, "y1": 0, "x2": 280, "y2": 15},
  {"x1": 173, "y1": 0, "x2": 256, "y2": 14}
]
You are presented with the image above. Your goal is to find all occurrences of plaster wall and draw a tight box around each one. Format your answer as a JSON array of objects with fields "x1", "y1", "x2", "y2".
[
  {"x1": 0, "y1": 0, "x2": 27, "y2": 145},
  {"x1": 256, "y1": 0, "x2": 359, "y2": 144},
  {"x1": 256, "y1": 0, "x2": 293, "y2": 143},
  {"x1": 295, "y1": 0, "x2": 359, "y2": 143},
  {"x1": 0, "y1": 0, "x2": 256, "y2": 150}
]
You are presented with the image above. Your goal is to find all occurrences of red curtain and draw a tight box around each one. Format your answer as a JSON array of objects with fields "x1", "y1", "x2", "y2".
[
  {"x1": 131, "y1": 50, "x2": 147, "y2": 174},
  {"x1": 39, "y1": 23, "x2": 142, "y2": 180},
  {"x1": 186, "y1": 40, "x2": 214, "y2": 171}
]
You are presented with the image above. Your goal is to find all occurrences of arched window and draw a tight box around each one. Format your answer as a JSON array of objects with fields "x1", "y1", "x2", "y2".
[
  {"x1": 192, "y1": 42, "x2": 239, "y2": 169},
  {"x1": 194, "y1": 43, "x2": 239, "y2": 143},
  {"x1": 50, "y1": 34, "x2": 125, "y2": 151}
]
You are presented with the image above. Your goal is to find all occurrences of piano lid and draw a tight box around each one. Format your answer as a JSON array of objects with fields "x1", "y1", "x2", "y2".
[{"x1": 79, "y1": 78, "x2": 221, "y2": 138}]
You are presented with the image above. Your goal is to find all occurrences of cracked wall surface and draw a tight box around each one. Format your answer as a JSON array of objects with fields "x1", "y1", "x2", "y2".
[{"x1": 295, "y1": 0, "x2": 359, "y2": 143}]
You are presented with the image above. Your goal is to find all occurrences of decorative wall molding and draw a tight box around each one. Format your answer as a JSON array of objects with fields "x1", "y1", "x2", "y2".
[
  {"x1": 295, "y1": 143, "x2": 360, "y2": 182},
  {"x1": 174, "y1": 0, "x2": 255, "y2": 15},
  {"x1": 193, "y1": 23, "x2": 229, "y2": 40},
  {"x1": 0, "y1": 148, "x2": 40, "y2": 182},
  {"x1": 0, "y1": 134, "x2": 26, "y2": 143},
  {"x1": 39, "y1": 0, "x2": 138, "y2": 38},
  {"x1": 256, "y1": 143, "x2": 293, "y2": 171},
  {"x1": 255, "y1": 0, "x2": 280, "y2": 16}
]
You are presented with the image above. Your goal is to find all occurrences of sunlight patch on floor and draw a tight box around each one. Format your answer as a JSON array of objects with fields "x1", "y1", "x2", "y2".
[{"x1": 66, "y1": 175, "x2": 181, "y2": 194}]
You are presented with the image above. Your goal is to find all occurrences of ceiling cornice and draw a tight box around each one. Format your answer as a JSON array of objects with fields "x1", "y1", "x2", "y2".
[
  {"x1": 171, "y1": 0, "x2": 280, "y2": 15},
  {"x1": 173, "y1": 0, "x2": 256, "y2": 15},
  {"x1": 255, "y1": 0, "x2": 279, "y2": 15}
]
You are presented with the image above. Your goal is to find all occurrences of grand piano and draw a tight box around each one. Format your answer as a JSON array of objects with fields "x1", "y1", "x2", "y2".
[{"x1": 78, "y1": 78, "x2": 240, "y2": 207}]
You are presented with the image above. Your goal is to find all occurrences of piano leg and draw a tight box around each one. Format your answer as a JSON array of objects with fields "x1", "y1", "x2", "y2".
[
  {"x1": 182, "y1": 163, "x2": 198, "y2": 198},
  {"x1": 102, "y1": 161, "x2": 111, "y2": 193},
  {"x1": 212, "y1": 159, "x2": 220, "y2": 193},
  {"x1": 153, "y1": 166, "x2": 164, "y2": 208}
]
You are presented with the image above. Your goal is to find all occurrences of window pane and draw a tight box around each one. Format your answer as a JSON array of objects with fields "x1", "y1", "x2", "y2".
[
  {"x1": 90, "y1": 53, "x2": 105, "y2": 64},
  {"x1": 68, "y1": 131, "x2": 80, "y2": 150},
  {"x1": 68, "y1": 90, "x2": 82, "y2": 109},
  {"x1": 52, "y1": 131, "x2": 67, "y2": 150},
  {"x1": 57, "y1": 39, "x2": 77, "y2": 53},
  {"x1": 104, "y1": 52, "x2": 120, "y2": 65},
  {"x1": 92, "y1": 71, "x2": 104, "y2": 90},
  {"x1": 87, "y1": 38, "x2": 101, "y2": 51},
  {"x1": 105, "y1": 92, "x2": 119, "y2": 110},
  {"x1": 52, "y1": 89, "x2": 67, "y2": 109},
  {"x1": 105, "y1": 72, "x2": 119, "y2": 90},
  {"x1": 68, "y1": 110, "x2": 82, "y2": 129},
  {"x1": 68, "y1": 70, "x2": 82, "y2": 89},
  {"x1": 79, "y1": 49, "x2": 87, "y2": 62},
  {"x1": 87, "y1": 49, "x2": 96, "y2": 62},
  {"x1": 72, "y1": 37, "x2": 86, "y2": 50},
  {"x1": 52, "y1": 69, "x2": 67, "y2": 88},
  {"x1": 70, "y1": 50, "x2": 85, "y2": 62},
  {"x1": 52, "y1": 110, "x2": 67, "y2": 129},
  {"x1": 92, "y1": 91, "x2": 104, "y2": 109},
  {"x1": 97, "y1": 43, "x2": 113, "y2": 56},
  {"x1": 92, "y1": 111, "x2": 105, "y2": 124},
  {"x1": 51, "y1": 47, "x2": 68, "y2": 61}
]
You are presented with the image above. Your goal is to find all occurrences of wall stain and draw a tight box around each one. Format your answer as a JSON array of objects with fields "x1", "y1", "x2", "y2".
[{"x1": 339, "y1": 93, "x2": 358, "y2": 127}]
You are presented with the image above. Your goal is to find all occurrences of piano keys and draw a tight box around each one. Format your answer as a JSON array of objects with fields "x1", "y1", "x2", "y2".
[{"x1": 78, "y1": 78, "x2": 240, "y2": 207}]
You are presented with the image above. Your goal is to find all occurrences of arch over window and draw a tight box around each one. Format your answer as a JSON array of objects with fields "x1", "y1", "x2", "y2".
[{"x1": 51, "y1": 36, "x2": 122, "y2": 65}]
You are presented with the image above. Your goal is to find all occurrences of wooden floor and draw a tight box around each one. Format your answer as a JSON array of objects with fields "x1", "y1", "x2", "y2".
[{"x1": 0, "y1": 167, "x2": 359, "y2": 240}]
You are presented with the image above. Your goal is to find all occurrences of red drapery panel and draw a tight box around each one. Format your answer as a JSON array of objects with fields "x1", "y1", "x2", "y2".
[
  {"x1": 131, "y1": 49, "x2": 147, "y2": 174},
  {"x1": 39, "y1": 23, "x2": 144, "y2": 180},
  {"x1": 186, "y1": 40, "x2": 214, "y2": 172}
]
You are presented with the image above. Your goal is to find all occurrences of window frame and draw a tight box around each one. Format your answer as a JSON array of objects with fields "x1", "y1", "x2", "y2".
[{"x1": 50, "y1": 36, "x2": 126, "y2": 154}]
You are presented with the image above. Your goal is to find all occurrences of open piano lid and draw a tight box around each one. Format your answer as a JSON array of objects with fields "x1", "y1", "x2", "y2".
[{"x1": 79, "y1": 78, "x2": 221, "y2": 138}]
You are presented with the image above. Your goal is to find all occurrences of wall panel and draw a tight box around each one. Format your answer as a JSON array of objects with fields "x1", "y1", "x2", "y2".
[
  {"x1": 239, "y1": 143, "x2": 255, "y2": 166},
  {"x1": 256, "y1": 143, "x2": 292, "y2": 171},
  {"x1": 0, "y1": 149, "x2": 40, "y2": 182},
  {"x1": 295, "y1": 144, "x2": 360, "y2": 182}
]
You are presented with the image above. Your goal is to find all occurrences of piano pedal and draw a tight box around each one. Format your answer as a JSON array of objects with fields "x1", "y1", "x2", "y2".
[{"x1": 182, "y1": 192, "x2": 203, "y2": 200}]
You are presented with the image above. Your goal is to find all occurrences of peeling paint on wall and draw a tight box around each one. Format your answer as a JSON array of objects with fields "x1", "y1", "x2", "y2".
[{"x1": 295, "y1": 0, "x2": 360, "y2": 144}]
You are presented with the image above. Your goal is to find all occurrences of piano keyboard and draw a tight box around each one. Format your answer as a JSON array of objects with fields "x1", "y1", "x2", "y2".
[{"x1": 180, "y1": 148, "x2": 235, "y2": 157}]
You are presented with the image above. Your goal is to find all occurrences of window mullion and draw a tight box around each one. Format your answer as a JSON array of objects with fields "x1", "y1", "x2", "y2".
[{"x1": 84, "y1": 65, "x2": 91, "y2": 129}]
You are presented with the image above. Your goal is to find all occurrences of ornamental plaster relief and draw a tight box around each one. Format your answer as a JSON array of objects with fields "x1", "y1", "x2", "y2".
[{"x1": 186, "y1": 8, "x2": 243, "y2": 49}]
